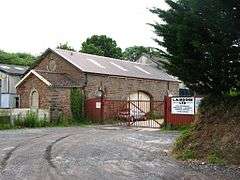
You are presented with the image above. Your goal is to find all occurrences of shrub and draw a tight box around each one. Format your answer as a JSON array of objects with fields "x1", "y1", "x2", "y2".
[
  {"x1": 14, "y1": 111, "x2": 49, "y2": 128},
  {"x1": 0, "y1": 116, "x2": 13, "y2": 130},
  {"x1": 174, "y1": 127, "x2": 194, "y2": 151},
  {"x1": 24, "y1": 111, "x2": 40, "y2": 128},
  {"x1": 56, "y1": 115, "x2": 73, "y2": 126},
  {"x1": 70, "y1": 88, "x2": 84, "y2": 122}
]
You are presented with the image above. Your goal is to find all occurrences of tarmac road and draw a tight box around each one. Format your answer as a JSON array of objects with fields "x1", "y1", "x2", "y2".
[{"x1": 0, "y1": 126, "x2": 239, "y2": 180}]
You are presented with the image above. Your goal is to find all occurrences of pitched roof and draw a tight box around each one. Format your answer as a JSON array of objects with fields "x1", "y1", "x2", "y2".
[
  {"x1": 16, "y1": 70, "x2": 83, "y2": 88},
  {"x1": 0, "y1": 64, "x2": 28, "y2": 75},
  {"x1": 52, "y1": 49, "x2": 178, "y2": 82}
]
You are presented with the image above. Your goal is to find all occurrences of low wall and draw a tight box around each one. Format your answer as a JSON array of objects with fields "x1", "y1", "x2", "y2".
[
  {"x1": 0, "y1": 108, "x2": 50, "y2": 125},
  {"x1": 10, "y1": 108, "x2": 50, "y2": 120}
]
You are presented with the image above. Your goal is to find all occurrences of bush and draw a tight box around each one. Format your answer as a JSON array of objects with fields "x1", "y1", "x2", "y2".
[
  {"x1": 24, "y1": 111, "x2": 40, "y2": 128},
  {"x1": 55, "y1": 115, "x2": 73, "y2": 126},
  {"x1": 15, "y1": 111, "x2": 49, "y2": 128},
  {"x1": 0, "y1": 116, "x2": 13, "y2": 130}
]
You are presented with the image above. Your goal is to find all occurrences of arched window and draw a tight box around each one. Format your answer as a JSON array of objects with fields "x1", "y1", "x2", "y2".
[{"x1": 30, "y1": 90, "x2": 39, "y2": 108}]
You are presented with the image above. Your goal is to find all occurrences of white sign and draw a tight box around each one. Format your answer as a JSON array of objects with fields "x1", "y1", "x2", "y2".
[
  {"x1": 96, "y1": 102, "x2": 101, "y2": 109},
  {"x1": 171, "y1": 97, "x2": 195, "y2": 115}
]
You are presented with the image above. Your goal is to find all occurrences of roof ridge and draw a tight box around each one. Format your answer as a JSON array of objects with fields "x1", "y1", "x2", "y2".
[{"x1": 54, "y1": 48, "x2": 150, "y2": 66}]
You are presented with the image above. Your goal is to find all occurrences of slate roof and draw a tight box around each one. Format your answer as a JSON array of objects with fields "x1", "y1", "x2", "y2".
[
  {"x1": 0, "y1": 64, "x2": 28, "y2": 75},
  {"x1": 53, "y1": 49, "x2": 178, "y2": 82},
  {"x1": 36, "y1": 71, "x2": 83, "y2": 87}
]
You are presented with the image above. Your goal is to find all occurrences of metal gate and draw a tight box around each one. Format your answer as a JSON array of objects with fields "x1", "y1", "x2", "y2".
[{"x1": 101, "y1": 100, "x2": 165, "y2": 128}]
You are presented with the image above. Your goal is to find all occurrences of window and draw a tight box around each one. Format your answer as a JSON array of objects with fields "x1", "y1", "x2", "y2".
[
  {"x1": 15, "y1": 96, "x2": 20, "y2": 108},
  {"x1": 30, "y1": 90, "x2": 39, "y2": 108}
]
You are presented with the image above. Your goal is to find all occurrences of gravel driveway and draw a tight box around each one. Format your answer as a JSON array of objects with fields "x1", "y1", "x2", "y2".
[{"x1": 0, "y1": 126, "x2": 239, "y2": 180}]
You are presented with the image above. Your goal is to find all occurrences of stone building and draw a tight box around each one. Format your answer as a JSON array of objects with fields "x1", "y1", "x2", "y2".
[{"x1": 16, "y1": 48, "x2": 179, "y2": 120}]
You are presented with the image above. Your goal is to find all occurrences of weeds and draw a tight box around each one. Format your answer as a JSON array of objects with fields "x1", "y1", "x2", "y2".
[{"x1": 207, "y1": 152, "x2": 225, "y2": 165}]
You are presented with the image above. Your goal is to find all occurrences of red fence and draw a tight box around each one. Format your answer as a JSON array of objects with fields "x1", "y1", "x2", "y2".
[
  {"x1": 164, "y1": 96, "x2": 195, "y2": 125},
  {"x1": 85, "y1": 98, "x2": 164, "y2": 124},
  {"x1": 86, "y1": 97, "x2": 198, "y2": 126}
]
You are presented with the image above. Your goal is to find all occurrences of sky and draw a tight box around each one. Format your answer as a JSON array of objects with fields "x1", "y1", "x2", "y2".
[{"x1": 0, "y1": 0, "x2": 168, "y2": 55}]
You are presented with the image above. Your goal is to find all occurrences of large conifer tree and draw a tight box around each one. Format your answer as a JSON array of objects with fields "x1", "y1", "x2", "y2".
[{"x1": 150, "y1": 0, "x2": 240, "y2": 96}]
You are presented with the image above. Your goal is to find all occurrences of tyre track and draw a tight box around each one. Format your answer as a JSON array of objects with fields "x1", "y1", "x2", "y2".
[
  {"x1": 0, "y1": 134, "x2": 49, "y2": 173},
  {"x1": 44, "y1": 135, "x2": 72, "y2": 169}
]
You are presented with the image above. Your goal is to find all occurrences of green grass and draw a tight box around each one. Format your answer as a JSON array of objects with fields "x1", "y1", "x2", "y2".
[
  {"x1": 207, "y1": 152, "x2": 225, "y2": 165},
  {"x1": 161, "y1": 123, "x2": 193, "y2": 132},
  {"x1": 0, "y1": 112, "x2": 92, "y2": 130},
  {"x1": 174, "y1": 127, "x2": 193, "y2": 152},
  {"x1": 180, "y1": 149, "x2": 196, "y2": 160}
]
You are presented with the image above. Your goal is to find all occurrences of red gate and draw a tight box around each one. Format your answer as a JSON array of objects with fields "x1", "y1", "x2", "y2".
[
  {"x1": 85, "y1": 98, "x2": 164, "y2": 128},
  {"x1": 85, "y1": 96, "x2": 199, "y2": 128}
]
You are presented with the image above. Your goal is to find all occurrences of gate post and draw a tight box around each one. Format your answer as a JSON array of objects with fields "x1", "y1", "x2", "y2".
[{"x1": 164, "y1": 96, "x2": 168, "y2": 126}]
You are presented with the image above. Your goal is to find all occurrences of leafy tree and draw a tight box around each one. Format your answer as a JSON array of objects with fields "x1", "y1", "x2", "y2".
[
  {"x1": 123, "y1": 46, "x2": 161, "y2": 61},
  {"x1": 0, "y1": 50, "x2": 35, "y2": 66},
  {"x1": 57, "y1": 42, "x2": 75, "y2": 51},
  {"x1": 150, "y1": 0, "x2": 240, "y2": 96},
  {"x1": 81, "y1": 35, "x2": 123, "y2": 59}
]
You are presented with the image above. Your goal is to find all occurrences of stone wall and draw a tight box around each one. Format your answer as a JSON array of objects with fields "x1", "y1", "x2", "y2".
[
  {"x1": 35, "y1": 52, "x2": 85, "y2": 84},
  {"x1": 17, "y1": 51, "x2": 179, "y2": 120},
  {"x1": 85, "y1": 74, "x2": 179, "y2": 101},
  {"x1": 17, "y1": 74, "x2": 50, "y2": 109},
  {"x1": 16, "y1": 73, "x2": 72, "y2": 120}
]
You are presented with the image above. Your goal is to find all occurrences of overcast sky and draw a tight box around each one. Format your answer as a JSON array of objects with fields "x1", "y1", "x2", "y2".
[{"x1": 0, "y1": 0, "x2": 168, "y2": 55}]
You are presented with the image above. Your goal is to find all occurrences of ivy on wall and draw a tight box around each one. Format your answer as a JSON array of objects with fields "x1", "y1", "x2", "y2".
[{"x1": 70, "y1": 88, "x2": 84, "y2": 121}]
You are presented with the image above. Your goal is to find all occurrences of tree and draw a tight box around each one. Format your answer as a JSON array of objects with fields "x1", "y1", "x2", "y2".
[
  {"x1": 0, "y1": 50, "x2": 35, "y2": 66},
  {"x1": 150, "y1": 0, "x2": 240, "y2": 96},
  {"x1": 57, "y1": 42, "x2": 75, "y2": 51},
  {"x1": 123, "y1": 46, "x2": 161, "y2": 61},
  {"x1": 123, "y1": 46, "x2": 151, "y2": 61},
  {"x1": 80, "y1": 35, "x2": 123, "y2": 59}
]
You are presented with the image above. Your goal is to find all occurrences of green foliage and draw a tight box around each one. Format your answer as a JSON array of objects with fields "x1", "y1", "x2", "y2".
[
  {"x1": 174, "y1": 126, "x2": 197, "y2": 160},
  {"x1": 150, "y1": 0, "x2": 240, "y2": 96},
  {"x1": 57, "y1": 42, "x2": 76, "y2": 51},
  {"x1": 207, "y1": 152, "x2": 225, "y2": 165},
  {"x1": 174, "y1": 126, "x2": 194, "y2": 151},
  {"x1": 0, "y1": 116, "x2": 13, "y2": 130},
  {"x1": 15, "y1": 111, "x2": 40, "y2": 128},
  {"x1": 180, "y1": 149, "x2": 195, "y2": 160},
  {"x1": 24, "y1": 111, "x2": 40, "y2": 127},
  {"x1": 162, "y1": 123, "x2": 192, "y2": 132},
  {"x1": 123, "y1": 46, "x2": 160, "y2": 61},
  {"x1": 81, "y1": 35, "x2": 123, "y2": 59},
  {"x1": 55, "y1": 115, "x2": 73, "y2": 127},
  {"x1": 70, "y1": 88, "x2": 84, "y2": 122},
  {"x1": 0, "y1": 50, "x2": 35, "y2": 66}
]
